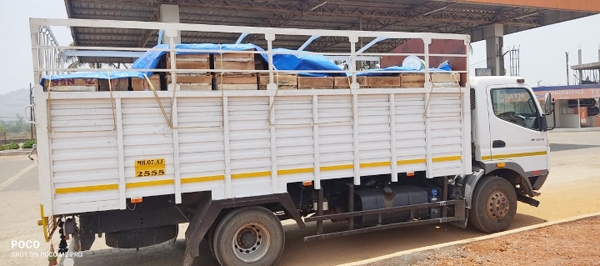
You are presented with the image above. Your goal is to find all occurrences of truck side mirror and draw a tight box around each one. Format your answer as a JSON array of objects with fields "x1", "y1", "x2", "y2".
[{"x1": 543, "y1": 92, "x2": 554, "y2": 115}]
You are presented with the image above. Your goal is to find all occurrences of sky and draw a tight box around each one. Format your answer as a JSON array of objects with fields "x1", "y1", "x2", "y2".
[{"x1": 1, "y1": 0, "x2": 600, "y2": 95}]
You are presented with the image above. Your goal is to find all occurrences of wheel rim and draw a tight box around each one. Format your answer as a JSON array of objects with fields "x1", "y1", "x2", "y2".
[
  {"x1": 232, "y1": 222, "x2": 271, "y2": 263},
  {"x1": 486, "y1": 190, "x2": 510, "y2": 221}
]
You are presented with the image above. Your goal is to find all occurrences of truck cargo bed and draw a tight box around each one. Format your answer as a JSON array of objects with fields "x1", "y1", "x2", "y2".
[{"x1": 35, "y1": 88, "x2": 470, "y2": 215}]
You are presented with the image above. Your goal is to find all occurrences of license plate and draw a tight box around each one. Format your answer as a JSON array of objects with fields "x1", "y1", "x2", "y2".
[{"x1": 134, "y1": 158, "x2": 166, "y2": 177}]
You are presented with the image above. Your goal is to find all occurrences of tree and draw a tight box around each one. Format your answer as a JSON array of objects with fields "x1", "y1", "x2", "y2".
[{"x1": 4, "y1": 114, "x2": 30, "y2": 134}]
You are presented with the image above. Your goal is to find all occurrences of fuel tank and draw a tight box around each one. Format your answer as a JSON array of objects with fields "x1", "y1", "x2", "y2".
[{"x1": 354, "y1": 186, "x2": 432, "y2": 226}]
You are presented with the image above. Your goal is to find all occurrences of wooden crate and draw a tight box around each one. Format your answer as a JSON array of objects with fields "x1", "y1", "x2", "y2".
[
  {"x1": 259, "y1": 74, "x2": 297, "y2": 90},
  {"x1": 367, "y1": 76, "x2": 401, "y2": 88},
  {"x1": 165, "y1": 53, "x2": 210, "y2": 70},
  {"x1": 167, "y1": 74, "x2": 213, "y2": 91},
  {"x1": 215, "y1": 74, "x2": 258, "y2": 90},
  {"x1": 97, "y1": 78, "x2": 129, "y2": 91},
  {"x1": 178, "y1": 83, "x2": 213, "y2": 91},
  {"x1": 297, "y1": 77, "x2": 334, "y2": 89},
  {"x1": 400, "y1": 73, "x2": 425, "y2": 88},
  {"x1": 44, "y1": 78, "x2": 98, "y2": 92},
  {"x1": 430, "y1": 72, "x2": 460, "y2": 87},
  {"x1": 334, "y1": 76, "x2": 367, "y2": 89},
  {"x1": 168, "y1": 74, "x2": 212, "y2": 84},
  {"x1": 131, "y1": 75, "x2": 162, "y2": 91},
  {"x1": 214, "y1": 52, "x2": 255, "y2": 71}
]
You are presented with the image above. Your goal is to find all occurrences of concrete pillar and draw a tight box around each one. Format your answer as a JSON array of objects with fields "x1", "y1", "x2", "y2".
[
  {"x1": 484, "y1": 24, "x2": 504, "y2": 76},
  {"x1": 160, "y1": 4, "x2": 181, "y2": 44},
  {"x1": 578, "y1": 48, "x2": 583, "y2": 84}
]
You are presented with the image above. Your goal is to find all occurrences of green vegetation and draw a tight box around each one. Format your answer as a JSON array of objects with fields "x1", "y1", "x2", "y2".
[
  {"x1": 22, "y1": 140, "x2": 36, "y2": 149},
  {"x1": 6, "y1": 143, "x2": 19, "y2": 149}
]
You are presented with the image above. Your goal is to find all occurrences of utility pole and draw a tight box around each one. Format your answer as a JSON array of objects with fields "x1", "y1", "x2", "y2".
[{"x1": 565, "y1": 52, "x2": 569, "y2": 86}]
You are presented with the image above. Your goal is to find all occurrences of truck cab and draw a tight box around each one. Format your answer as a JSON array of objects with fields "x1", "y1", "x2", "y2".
[{"x1": 470, "y1": 76, "x2": 552, "y2": 204}]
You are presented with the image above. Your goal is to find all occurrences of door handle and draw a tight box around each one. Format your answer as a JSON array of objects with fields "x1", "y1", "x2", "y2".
[{"x1": 493, "y1": 140, "x2": 506, "y2": 148}]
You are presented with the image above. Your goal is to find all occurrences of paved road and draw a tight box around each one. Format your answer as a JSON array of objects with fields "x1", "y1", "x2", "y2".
[{"x1": 1, "y1": 132, "x2": 599, "y2": 266}]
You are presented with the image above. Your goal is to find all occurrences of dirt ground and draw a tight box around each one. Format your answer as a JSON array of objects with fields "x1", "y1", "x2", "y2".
[{"x1": 412, "y1": 216, "x2": 600, "y2": 266}]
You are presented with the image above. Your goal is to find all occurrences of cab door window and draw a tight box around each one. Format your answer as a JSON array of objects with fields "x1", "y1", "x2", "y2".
[{"x1": 490, "y1": 88, "x2": 540, "y2": 131}]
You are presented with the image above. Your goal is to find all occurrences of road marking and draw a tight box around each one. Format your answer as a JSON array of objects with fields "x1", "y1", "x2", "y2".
[{"x1": 0, "y1": 163, "x2": 37, "y2": 191}]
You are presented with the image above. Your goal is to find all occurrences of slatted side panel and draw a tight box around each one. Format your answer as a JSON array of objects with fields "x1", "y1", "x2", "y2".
[
  {"x1": 177, "y1": 97, "x2": 226, "y2": 198},
  {"x1": 358, "y1": 94, "x2": 392, "y2": 176},
  {"x1": 228, "y1": 96, "x2": 272, "y2": 197},
  {"x1": 394, "y1": 94, "x2": 428, "y2": 172},
  {"x1": 274, "y1": 96, "x2": 314, "y2": 186},
  {"x1": 429, "y1": 94, "x2": 465, "y2": 176},
  {"x1": 121, "y1": 98, "x2": 174, "y2": 198},
  {"x1": 318, "y1": 95, "x2": 354, "y2": 179},
  {"x1": 47, "y1": 91, "x2": 469, "y2": 215},
  {"x1": 49, "y1": 98, "x2": 120, "y2": 213}
]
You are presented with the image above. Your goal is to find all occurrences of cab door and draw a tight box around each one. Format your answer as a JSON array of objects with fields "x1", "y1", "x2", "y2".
[{"x1": 486, "y1": 86, "x2": 548, "y2": 173}]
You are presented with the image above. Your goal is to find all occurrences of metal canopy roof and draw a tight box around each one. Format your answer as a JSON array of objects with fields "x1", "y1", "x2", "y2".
[
  {"x1": 63, "y1": 0, "x2": 598, "y2": 63},
  {"x1": 572, "y1": 62, "x2": 600, "y2": 71}
]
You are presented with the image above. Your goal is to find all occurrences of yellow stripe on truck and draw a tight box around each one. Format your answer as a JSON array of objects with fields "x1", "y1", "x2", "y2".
[
  {"x1": 481, "y1": 151, "x2": 547, "y2": 161},
  {"x1": 52, "y1": 155, "x2": 463, "y2": 194},
  {"x1": 433, "y1": 155, "x2": 462, "y2": 163},
  {"x1": 55, "y1": 183, "x2": 119, "y2": 194},
  {"x1": 181, "y1": 175, "x2": 225, "y2": 183},
  {"x1": 126, "y1": 179, "x2": 174, "y2": 188}
]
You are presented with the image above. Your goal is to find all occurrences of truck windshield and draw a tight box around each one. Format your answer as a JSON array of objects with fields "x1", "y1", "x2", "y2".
[{"x1": 491, "y1": 88, "x2": 541, "y2": 131}]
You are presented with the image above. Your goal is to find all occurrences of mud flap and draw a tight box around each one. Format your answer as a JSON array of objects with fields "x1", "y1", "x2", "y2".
[
  {"x1": 451, "y1": 209, "x2": 469, "y2": 229},
  {"x1": 184, "y1": 193, "x2": 218, "y2": 259}
]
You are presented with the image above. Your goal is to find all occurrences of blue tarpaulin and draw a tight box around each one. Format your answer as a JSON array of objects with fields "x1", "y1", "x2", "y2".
[
  {"x1": 41, "y1": 43, "x2": 455, "y2": 84},
  {"x1": 130, "y1": 44, "x2": 344, "y2": 77},
  {"x1": 131, "y1": 43, "x2": 265, "y2": 76},
  {"x1": 40, "y1": 71, "x2": 148, "y2": 86},
  {"x1": 268, "y1": 48, "x2": 344, "y2": 77}
]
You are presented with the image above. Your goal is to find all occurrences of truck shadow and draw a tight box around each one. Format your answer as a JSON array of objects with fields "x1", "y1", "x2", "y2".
[
  {"x1": 278, "y1": 213, "x2": 546, "y2": 266},
  {"x1": 550, "y1": 143, "x2": 599, "y2": 152},
  {"x1": 72, "y1": 213, "x2": 546, "y2": 266}
]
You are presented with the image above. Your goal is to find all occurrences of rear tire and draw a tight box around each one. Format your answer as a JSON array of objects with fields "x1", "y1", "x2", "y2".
[
  {"x1": 212, "y1": 206, "x2": 285, "y2": 266},
  {"x1": 469, "y1": 175, "x2": 517, "y2": 233}
]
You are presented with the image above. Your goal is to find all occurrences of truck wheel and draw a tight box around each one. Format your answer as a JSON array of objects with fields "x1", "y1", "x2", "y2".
[
  {"x1": 469, "y1": 175, "x2": 517, "y2": 233},
  {"x1": 212, "y1": 206, "x2": 284, "y2": 266}
]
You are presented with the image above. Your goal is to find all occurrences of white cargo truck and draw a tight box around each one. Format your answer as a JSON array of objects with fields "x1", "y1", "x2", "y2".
[{"x1": 29, "y1": 18, "x2": 554, "y2": 266}]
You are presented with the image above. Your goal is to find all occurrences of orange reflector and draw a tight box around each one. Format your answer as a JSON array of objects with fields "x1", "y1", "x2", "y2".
[
  {"x1": 531, "y1": 170, "x2": 541, "y2": 176},
  {"x1": 496, "y1": 162, "x2": 506, "y2": 168},
  {"x1": 131, "y1": 198, "x2": 143, "y2": 204},
  {"x1": 302, "y1": 181, "x2": 313, "y2": 187},
  {"x1": 407, "y1": 172, "x2": 415, "y2": 177}
]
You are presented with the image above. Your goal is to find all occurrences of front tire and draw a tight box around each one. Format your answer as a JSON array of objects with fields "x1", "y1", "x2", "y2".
[
  {"x1": 212, "y1": 206, "x2": 285, "y2": 266},
  {"x1": 469, "y1": 175, "x2": 517, "y2": 233}
]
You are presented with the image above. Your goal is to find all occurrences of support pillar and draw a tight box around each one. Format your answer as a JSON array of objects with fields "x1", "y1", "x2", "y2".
[
  {"x1": 484, "y1": 24, "x2": 504, "y2": 76},
  {"x1": 578, "y1": 48, "x2": 583, "y2": 85},
  {"x1": 160, "y1": 4, "x2": 181, "y2": 44}
]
